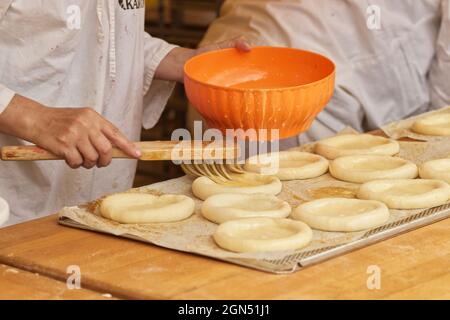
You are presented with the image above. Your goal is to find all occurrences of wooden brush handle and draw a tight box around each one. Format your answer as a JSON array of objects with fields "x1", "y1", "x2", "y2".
[{"x1": 0, "y1": 141, "x2": 239, "y2": 161}]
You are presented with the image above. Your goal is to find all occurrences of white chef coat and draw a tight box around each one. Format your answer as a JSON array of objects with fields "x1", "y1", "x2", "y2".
[
  {"x1": 190, "y1": 0, "x2": 450, "y2": 144},
  {"x1": 0, "y1": 0, "x2": 177, "y2": 226}
]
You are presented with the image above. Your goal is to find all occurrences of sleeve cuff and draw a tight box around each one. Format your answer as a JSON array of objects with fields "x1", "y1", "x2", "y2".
[
  {"x1": 143, "y1": 35, "x2": 178, "y2": 94},
  {"x1": 142, "y1": 35, "x2": 178, "y2": 129},
  {"x1": 0, "y1": 85, "x2": 15, "y2": 114}
]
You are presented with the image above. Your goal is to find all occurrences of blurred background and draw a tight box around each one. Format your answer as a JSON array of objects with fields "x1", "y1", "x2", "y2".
[{"x1": 134, "y1": 0, "x2": 224, "y2": 187}]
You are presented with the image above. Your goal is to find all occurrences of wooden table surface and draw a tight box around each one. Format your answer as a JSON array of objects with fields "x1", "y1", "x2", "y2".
[
  {"x1": 0, "y1": 214, "x2": 449, "y2": 299},
  {"x1": 1, "y1": 130, "x2": 449, "y2": 299},
  {"x1": 0, "y1": 264, "x2": 115, "y2": 300}
]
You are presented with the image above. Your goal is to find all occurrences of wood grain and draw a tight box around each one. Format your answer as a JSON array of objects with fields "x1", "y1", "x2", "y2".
[
  {"x1": 0, "y1": 141, "x2": 239, "y2": 161},
  {"x1": 0, "y1": 130, "x2": 447, "y2": 299},
  {"x1": 0, "y1": 215, "x2": 449, "y2": 299},
  {"x1": 0, "y1": 264, "x2": 116, "y2": 300}
]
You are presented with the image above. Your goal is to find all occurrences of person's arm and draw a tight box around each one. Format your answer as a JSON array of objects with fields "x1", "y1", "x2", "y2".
[
  {"x1": 141, "y1": 34, "x2": 250, "y2": 130},
  {"x1": 0, "y1": 93, "x2": 140, "y2": 169},
  {"x1": 154, "y1": 37, "x2": 251, "y2": 83}
]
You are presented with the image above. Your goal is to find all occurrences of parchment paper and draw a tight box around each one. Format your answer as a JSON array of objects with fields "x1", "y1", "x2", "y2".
[
  {"x1": 382, "y1": 106, "x2": 450, "y2": 141},
  {"x1": 58, "y1": 133, "x2": 450, "y2": 273}
]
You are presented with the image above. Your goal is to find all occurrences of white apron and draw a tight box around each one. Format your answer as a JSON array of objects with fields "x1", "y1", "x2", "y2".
[
  {"x1": 0, "y1": 0, "x2": 176, "y2": 226},
  {"x1": 190, "y1": 0, "x2": 450, "y2": 144}
]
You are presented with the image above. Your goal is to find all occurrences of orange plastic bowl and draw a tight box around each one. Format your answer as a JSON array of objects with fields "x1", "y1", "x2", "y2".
[{"x1": 184, "y1": 46, "x2": 335, "y2": 140}]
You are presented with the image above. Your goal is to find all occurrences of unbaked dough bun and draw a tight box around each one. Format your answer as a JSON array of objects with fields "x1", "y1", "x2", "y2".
[
  {"x1": 244, "y1": 151, "x2": 329, "y2": 181},
  {"x1": 292, "y1": 198, "x2": 389, "y2": 232},
  {"x1": 419, "y1": 159, "x2": 450, "y2": 184},
  {"x1": 411, "y1": 113, "x2": 450, "y2": 136},
  {"x1": 213, "y1": 218, "x2": 312, "y2": 253},
  {"x1": 201, "y1": 193, "x2": 291, "y2": 224},
  {"x1": 100, "y1": 193, "x2": 195, "y2": 224},
  {"x1": 329, "y1": 155, "x2": 418, "y2": 183},
  {"x1": 192, "y1": 174, "x2": 282, "y2": 200},
  {"x1": 0, "y1": 197, "x2": 9, "y2": 227},
  {"x1": 314, "y1": 134, "x2": 400, "y2": 160},
  {"x1": 357, "y1": 179, "x2": 450, "y2": 209}
]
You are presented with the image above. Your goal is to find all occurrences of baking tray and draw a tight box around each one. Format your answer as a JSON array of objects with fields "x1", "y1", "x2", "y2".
[{"x1": 59, "y1": 202, "x2": 450, "y2": 273}]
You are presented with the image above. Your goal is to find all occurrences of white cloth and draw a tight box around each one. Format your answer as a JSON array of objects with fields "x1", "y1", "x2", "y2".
[
  {"x1": 192, "y1": 0, "x2": 449, "y2": 144},
  {"x1": 0, "y1": 84, "x2": 14, "y2": 114},
  {"x1": 430, "y1": 0, "x2": 450, "y2": 108},
  {"x1": 0, "y1": 0, "x2": 177, "y2": 226}
]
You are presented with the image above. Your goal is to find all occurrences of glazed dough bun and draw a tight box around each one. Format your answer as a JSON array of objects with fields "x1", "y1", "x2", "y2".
[
  {"x1": 192, "y1": 174, "x2": 282, "y2": 200},
  {"x1": 329, "y1": 155, "x2": 418, "y2": 183},
  {"x1": 411, "y1": 113, "x2": 450, "y2": 136},
  {"x1": 292, "y1": 198, "x2": 389, "y2": 232},
  {"x1": 201, "y1": 193, "x2": 291, "y2": 224},
  {"x1": 213, "y1": 218, "x2": 312, "y2": 253},
  {"x1": 419, "y1": 159, "x2": 450, "y2": 184},
  {"x1": 315, "y1": 134, "x2": 400, "y2": 160},
  {"x1": 100, "y1": 193, "x2": 195, "y2": 224},
  {"x1": 357, "y1": 179, "x2": 450, "y2": 209},
  {"x1": 244, "y1": 151, "x2": 329, "y2": 180}
]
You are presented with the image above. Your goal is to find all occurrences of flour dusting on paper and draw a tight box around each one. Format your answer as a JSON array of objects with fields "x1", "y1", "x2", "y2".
[{"x1": 59, "y1": 137, "x2": 450, "y2": 273}]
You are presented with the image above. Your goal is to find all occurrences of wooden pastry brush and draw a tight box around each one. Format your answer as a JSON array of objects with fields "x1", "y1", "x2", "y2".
[{"x1": 0, "y1": 141, "x2": 244, "y2": 181}]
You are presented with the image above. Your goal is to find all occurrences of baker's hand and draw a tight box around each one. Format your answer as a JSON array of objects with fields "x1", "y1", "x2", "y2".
[
  {"x1": 155, "y1": 36, "x2": 252, "y2": 83},
  {"x1": 0, "y1": 95, "x2": 141, "y2": 169},
  {"x1": 195, "y1": 36, "x2": 252, "y2": 55}
]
